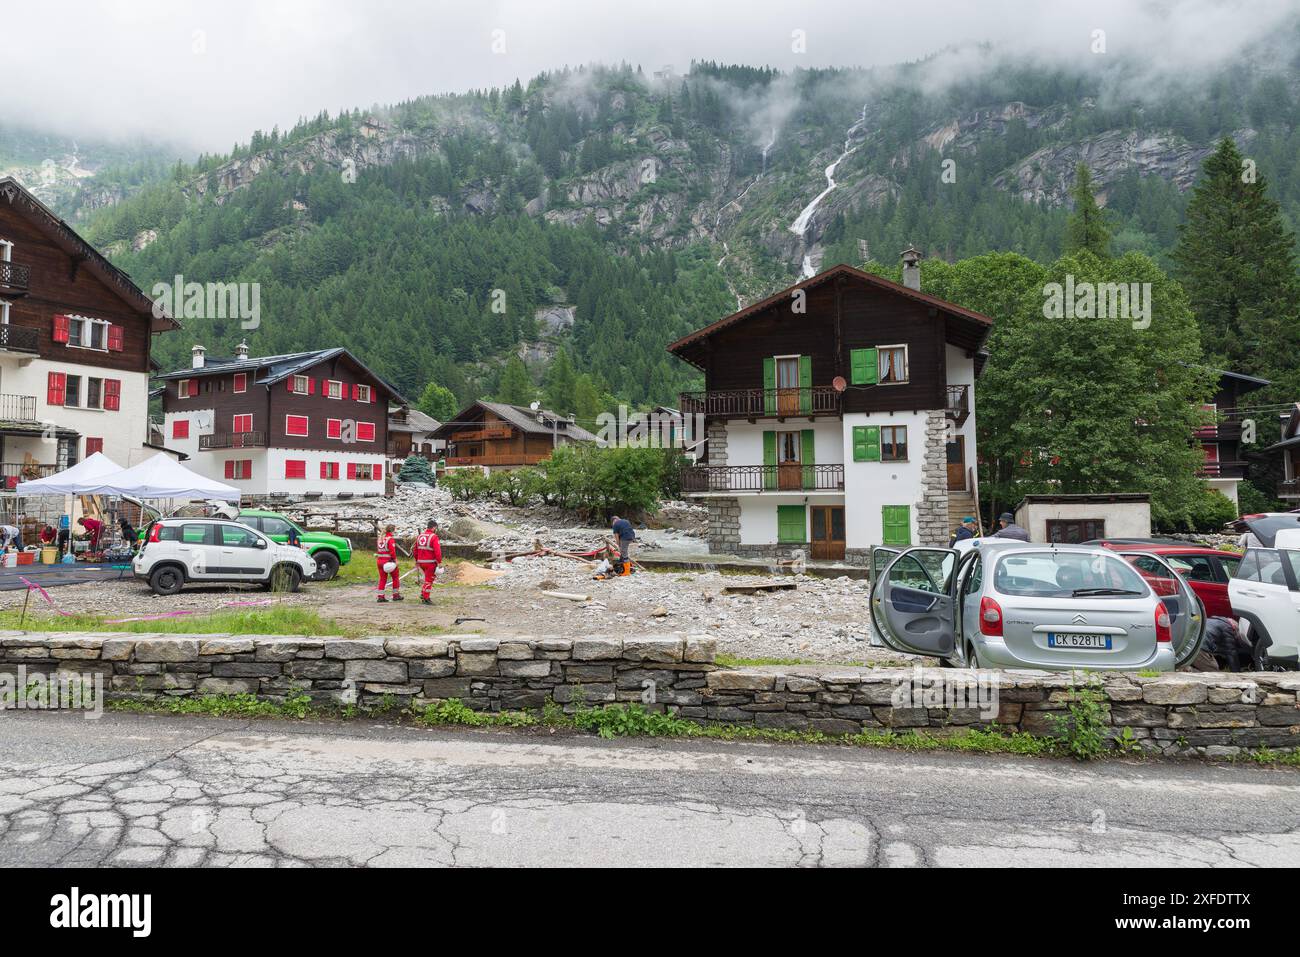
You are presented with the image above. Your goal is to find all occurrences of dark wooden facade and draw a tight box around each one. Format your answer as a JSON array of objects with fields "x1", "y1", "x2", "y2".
[{"x1": 1197, "y1": 371, "x2": 1269, "y2": 481}]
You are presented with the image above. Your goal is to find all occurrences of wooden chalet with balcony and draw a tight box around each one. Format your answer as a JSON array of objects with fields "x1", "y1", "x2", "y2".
[{"x1": 431, "y1": 400, "x2": 597, "y2": 471}]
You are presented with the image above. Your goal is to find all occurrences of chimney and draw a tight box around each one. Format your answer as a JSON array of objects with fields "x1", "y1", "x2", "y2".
[
  {"x1": 901, "y1": 246, "x2": 923, "y2": 291},
  {"x1": 235, "y1": 339, "x2": 250, "y2": 360},
  {"x1": 191, "y1": 344, "x2": 206, "y2": 369}
]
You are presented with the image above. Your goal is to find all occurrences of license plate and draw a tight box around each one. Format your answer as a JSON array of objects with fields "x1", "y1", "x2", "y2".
[{"x1": 1048, "y1": 633, "x2": 1112, "y2": 650}]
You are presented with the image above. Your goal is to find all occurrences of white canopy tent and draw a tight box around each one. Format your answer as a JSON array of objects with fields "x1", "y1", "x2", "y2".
[
  {"x1": 80, "y1": 453, "x2": 241, "y2": 501},
  {"x1": 13, "y1": 452, "x2": 125, "y2": 496}
]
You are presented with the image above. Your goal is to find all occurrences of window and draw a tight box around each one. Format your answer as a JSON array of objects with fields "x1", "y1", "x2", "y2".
[
  {"x1": 285, "y1": 415, "x2": 309, "y2": 437},
  {"x1": 159, "y1": 523, "x2": 214, "y2": 545},
  {"x1": 260, "y1": 517, "x2": 296, "y2": 536},
  {"x1": 291, "y1": 375, "x2": 310, "y2": 394},
  {"x1": 1045, "y1": 519, "x2": 1105, "y2": 544},
  {"x1": 776, "y1": 505, "x2": 806, "y2": 543},
  {"x1": 220, "y1": 524, "x2": 260, "y2": 548},
  {"x1": 356, "y1": 421, "x2": 376, "y2": 442},
  {"x1": 284, "y1": 460, "x2": 306, "y2": 479},
  {"x1": 1166, "y1": 554, "x2": 1217, "y2": 583},
  {"x1": 0, "y1": 301, "x2": 9, "y2": 324},
  {"x1": 64, "y1": 375, "x2": 81, "y2": 408},
  {"x1": 994, "y1": 552, "x2": 1148, "y2": 599},
  {"x1": 355, "y1": 384, "x2": 372, "y2": 403},
  {"x1": 223, "y1": 459, "x2": 252, "y2": 480},
  {"x1": 0, "y1": 239, "x2": 11, "y2": 262},
  {"x1": 778, "y1": 431, "x2": 801, "y2": 463},
  {"x1": 882, "y1": 505, "x2": 911, "y2": 547},
  {"x1": 325, "y1": 379, "x2": 344, "y2": 399},
  {"x1": 321, "y1": 461, "x2": 340, "y2": 480},
  {"x1": 233, "y1": 373, "x2": 247, "y2": 393},
  {"x1": 177, "y1": 378, "x2": 198, "y2": 398},
  {"x1": 233, "y1": 414, "x2": 253, "y2": 434},
  {"x1": 86, "y1": 377, "x2": 103, "y2": 410},
  {"x1": 85, "y1": 438, "x2": 103, "y2": 456},
  {"x1": 880, "y1": 425, "x2": 908, "y2": 461},
  {"x1": 66, "y1": 315, "x2": 109, "y2": 350},
  {"x1": 172, "y1": 419, "x2": 190, "y2": 439},
  {"x1": 326, "y1": 418, "x2": 342, "y2": 439},
  {"x1": 878, "y1": 345, "x2": 908, "y2": 384},
  {"x1": 1217, "y1": 554, "x2": 1242, "y2": 580}
]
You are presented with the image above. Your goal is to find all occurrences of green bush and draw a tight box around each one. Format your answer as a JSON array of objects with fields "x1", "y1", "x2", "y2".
[
  {"x1": 1237, "y1": 481, "x2": 1283, "y2": 516},
  {"x1": 440, "y1": 468, "x2": 490, "y2": 501},
  {"x1": 396, "y1": 454, "x2": 435, "y2": 485}
]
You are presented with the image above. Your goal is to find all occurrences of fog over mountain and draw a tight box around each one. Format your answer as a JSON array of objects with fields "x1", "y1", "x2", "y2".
[{"x1": 3, "y1": 0, "x2": 1298, "y2": 151}]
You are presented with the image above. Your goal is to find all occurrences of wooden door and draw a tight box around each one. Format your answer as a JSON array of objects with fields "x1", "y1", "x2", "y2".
[
  {"x1": 777, "y1": 431, "x2": 802, "y2": 491},
  {"x1": 810, "y1": 506, "x2": 846, "y2": 561},
  {"x1": 946, "y1": 436, "x2": 966, "y2": 491},
  {"x1": 776, "y1": 357, "x2": 800, "y2": 416}
]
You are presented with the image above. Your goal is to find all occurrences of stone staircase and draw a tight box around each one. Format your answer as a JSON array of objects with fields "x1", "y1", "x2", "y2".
[{"x1": 946, "y1": 490, "x2": 980, "y2": 536}]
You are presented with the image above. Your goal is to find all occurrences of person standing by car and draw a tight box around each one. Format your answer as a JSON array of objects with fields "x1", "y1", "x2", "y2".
[
  {"x1": 285, "y1": 523, "x2": 303, "y2": 549},
  {"x1": 611, "y1": 514, "x2": 636, "y2": 574},
  {"x1": 376, "y1": 524, "x2": 403, "y2": 602},
  {"x1": 414, "y1": 518, "x2": 442, "y2": 604},
  {"x1": 992, "y1": 512, "x2": 1030, "y2": 542},
  {"x1": 950, "y1": 516, "x2": 978, "y2": 546}
]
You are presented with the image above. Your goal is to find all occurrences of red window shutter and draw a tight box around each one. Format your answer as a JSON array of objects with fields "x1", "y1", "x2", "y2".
[
  {"x1": 351, "y1": 383, "x2": 359, "y2": 400},
  {"x1": 107, "y1": 324, "x2": 124, "y2": 351},
  {"x1": 104, "y1": 379, "x2": 121, "y2": 411},
  {"x1": 307, "y1": 377, "x2": 315, "y2": 395},
  {"x1": 52, "y1": 315, "x2": 70, "y2": 343},
  {"x1": 287, "y1": 378, "x2": 295, "y2": 393},
  {"x1": 47, "y1": 372, "x2": 66, "y2": 405},
  {"x1": 85, "y1": 438, "x2": 103, "y2": 456},
  {"x1": 370, "y1": 387, "x2": 377, "y2": 403},
  {"x1": 374, "y1": 464, "x2": 383, "y2": 481},
  {"x1": 347, "y1": 462, "x2": 356, "y2": 480},
  {"x1": 242, "y1": 459, "x2": 252, "y2": 478},
  {"x1": 173, "y1": 419, "x2": 189, "y2": 439},
  {"x1": 224, "y1": 460, "x2": 235, "y2": 479},
  {"x1": 234, "y1": 373, "x2": 246, "y2": 393},
  {"x1": 320, "y1": 461, "x2": 328, "y2": 479},
  {"x1": 189, "y1": 380, "x2": 199, "y2": 397}
]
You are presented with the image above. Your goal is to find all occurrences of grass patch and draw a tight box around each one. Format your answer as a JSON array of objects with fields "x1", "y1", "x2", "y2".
[
  {"x1": 411, "y1": 697, "x2": 538, "y2": 728},
  {"x1": 716, "y1": 654, "x2": 817, "y2": 668},
  {"x1": 328, "y1": 550, "x2": 469, "y2": 587},
  {"x1": 110, "y1": 690, "x2": 314, "y2": 719},
  {"x1": 0, "y1": 606, "x2": 345, "y2": 636}
]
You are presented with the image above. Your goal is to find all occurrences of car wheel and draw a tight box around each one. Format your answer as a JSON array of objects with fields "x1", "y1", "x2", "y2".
[
  {"x1": 966, "y1": 641, "x2": 983, "y2": 669},
  {"x1": 149, "y1": 565, "x2": 184, "y2": 596},
  {"x1": 311, "y1": 550, "x2": 340, "y2": 581},
  {"x1": 266, "y1": 564, "x2": 302, "y2": 593}
]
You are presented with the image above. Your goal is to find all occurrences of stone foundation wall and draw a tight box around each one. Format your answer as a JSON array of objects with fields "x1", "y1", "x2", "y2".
[
  {"x1": 915, "y1": 409, "x2": 950, "y2": 547},
  {"x1": 706, "y1": 498, "x2": 741, "y2": 553},
  {"x1": 2, "y1": 632, "x2": 1297, "y2": 758}
]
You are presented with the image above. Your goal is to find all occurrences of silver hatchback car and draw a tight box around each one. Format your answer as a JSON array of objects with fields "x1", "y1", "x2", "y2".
[{"x1": 870, "y1": 541, "x2": 1205, "y2": 671}]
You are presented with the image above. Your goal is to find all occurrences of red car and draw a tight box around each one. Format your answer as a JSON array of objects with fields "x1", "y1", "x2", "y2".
[{"x1": 1094, "y1": 541, "x2": 1240, "y2": 620}]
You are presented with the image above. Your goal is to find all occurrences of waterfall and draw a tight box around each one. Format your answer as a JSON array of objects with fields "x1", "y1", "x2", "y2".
[{"x1": 789, "y1": 105, "x2": 867, "y2": 277}]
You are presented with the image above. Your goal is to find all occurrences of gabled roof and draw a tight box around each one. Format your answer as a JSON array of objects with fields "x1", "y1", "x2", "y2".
[
  {"x1": 152, "y1": 347, "x2": 408, "y2": 403},
  {"x1": 667, "y1": 263, "x2": 994, "y2": 369},
  {"x1": 0, "y1": 176, "x2": 179, "y2": 333},
  {"x1": 389, "y1": 409, "x2": 441, "y2": 434},
  {"x1": 431, "y1": 400, "x2": 599, "y2": 443}
]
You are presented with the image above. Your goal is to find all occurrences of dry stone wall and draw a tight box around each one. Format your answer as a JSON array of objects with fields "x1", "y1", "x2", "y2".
[{"x1": 2, "y1": 632, "x2": 1298, "y2": 758}]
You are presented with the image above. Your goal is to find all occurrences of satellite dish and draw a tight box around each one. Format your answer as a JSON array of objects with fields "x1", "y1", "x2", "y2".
[
  {"x1": 529, "y1": 401, "x2": 540, "y2": 411},
  {"x1": 832, "y1": 376, "x2": 847, "y2": 392}
]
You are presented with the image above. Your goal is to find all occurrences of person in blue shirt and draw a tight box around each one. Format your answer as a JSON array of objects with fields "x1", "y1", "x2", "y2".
[
  {"x1": 949, "y1": 516, "x2": 977, "y2": 547},
  {"x1": 611, "y1": 515, "x2": 636, "y2": 567}
]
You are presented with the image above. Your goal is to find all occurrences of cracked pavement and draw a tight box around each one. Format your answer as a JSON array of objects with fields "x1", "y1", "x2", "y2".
[{"x1": 1, "y1": 711, "x2": 1298, "y2": 867}]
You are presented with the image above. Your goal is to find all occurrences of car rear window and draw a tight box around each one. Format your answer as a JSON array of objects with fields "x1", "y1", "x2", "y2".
[
  {"x1": 993, "y1": 551, "x2": 1148, "y2": 599},
  {"x1": 158, "y1": 523, "x2": 213, "y2": 545}
]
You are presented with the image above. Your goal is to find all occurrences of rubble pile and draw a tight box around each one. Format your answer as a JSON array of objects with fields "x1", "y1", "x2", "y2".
[{"x1": 482, "y1": 554, "x2": 900, "y2": 664}]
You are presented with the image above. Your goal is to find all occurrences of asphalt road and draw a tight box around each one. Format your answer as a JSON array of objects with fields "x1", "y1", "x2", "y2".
[{"x1": 1, "y1": 711, "x2": 1298, "y2": 867}]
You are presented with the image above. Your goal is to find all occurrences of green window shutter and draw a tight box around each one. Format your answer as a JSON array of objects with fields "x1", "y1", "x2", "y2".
[
  {"x1": 798, "y1": 354, "x2": 812, "y2": 414},
  {"x1": 853, "y1": 425, "x2": 880, "y2": 462},
  {"x1": 777, "y1": 505, "x2": 807, "y2": 544},
  {"x1": 762, "y1": 430, "x2": 777, "y2": 490},
  {"x1": 882, "y1": 505, "x2": 911, "y2": 547},
  {"x1": 801, "y1": 428, "x2": 815, "y2": 489},
  {"x1": 763, "y1": 357, "x2": 777, "y2": 415},
  {"x1": 850, "y1": 348, "x2": 878, "y2": 385}
]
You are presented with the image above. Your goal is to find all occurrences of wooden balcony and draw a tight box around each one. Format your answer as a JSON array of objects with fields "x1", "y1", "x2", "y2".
[
  {"x1": 1279, "y1": 478, "x2": 1300, "y2": 500},
  {"x1": 0, "y1": 261, "x2": 30, "y2": 297},
  {"x1": 945, "y1": 384, "x2": 970, "y2": 427},
  {"x1": 0, "y1": 324, "x2": 40, "y2": 355},
  {"x1": 678, "y1": 387, "x2": 841, "y2": 420},
  {"x1": 445, "y1": 452, "x2": 550, "y2": 468},
  {"x1": 0, "y1": 394, "x2": 38, "y2": 422},
  {"x1": 199, "y1": 430, "x2": 268, "y2": 450},
  {"x1": 1198, "y1": 460, "x2": 1247, "y2": 479},
  {"x1": 681, "y1": 463, "x2": 845, "y2": 494},
  {"x1": 449, "y1": 426, "x2": 514, "y2": 442}
]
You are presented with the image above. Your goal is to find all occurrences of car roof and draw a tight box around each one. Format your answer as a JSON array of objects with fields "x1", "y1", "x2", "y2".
[{"x1": 1098, "y1": 542, "x2": 1226, "y2": 556}]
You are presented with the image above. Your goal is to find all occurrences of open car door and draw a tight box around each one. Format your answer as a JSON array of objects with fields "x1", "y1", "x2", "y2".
[
  {"x1": 869, "y1": 547, "x2": 959, "y2": 658},
  {"x1": 1119, "y1": 551, "x2": 1207, "y2": 668}
]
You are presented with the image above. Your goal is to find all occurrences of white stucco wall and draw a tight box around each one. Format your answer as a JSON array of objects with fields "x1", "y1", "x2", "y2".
[
  {"x1": 737, "y1": 494, "x2": 847, "y2": 546},
  {"x1": 945, "y1": 343, "x2": 977, "y2": 488},
  {"x1": 1015, "y1": 500, "x2": 1152, "y2": 542},
  {"x1": 2, "y1": 358, "x2": 151, "y2": 466},
  {"x1": 724, "y1": 420, "x2": 845, "y2": 467},
  {"x1": 842, "y1": 410, "x2": 929, "y2": 548},
  {"x1": 1206, "y1": 477, "x2": 1240, "y2": 508}
]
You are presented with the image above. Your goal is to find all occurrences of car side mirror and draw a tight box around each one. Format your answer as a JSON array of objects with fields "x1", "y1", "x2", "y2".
[{"x1": 255, "y1": 539, "x2": 268, "y2": 549}]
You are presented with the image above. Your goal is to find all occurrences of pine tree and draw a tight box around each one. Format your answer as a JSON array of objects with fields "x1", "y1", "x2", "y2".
[
  {"x1": 397, "y1": 454, "x2": 435, "y2": 485},
  {"x1": 1064, "y1": 163, "x2": 1111, "y2": 257},
  {"x1": 543, "y1": 348, "x2": 577, "y2": 414},
  {"x1": 417, "y1": 382, "x2": 458, "y2": 422},
  {"x1": 496, "y1": 356, "x2": 535, "y2": 406},
  {"x1": 1173, "y1": 137, "x2": 1300, "y2": 384}
]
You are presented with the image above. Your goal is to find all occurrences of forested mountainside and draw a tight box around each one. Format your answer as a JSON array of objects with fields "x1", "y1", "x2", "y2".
[{"x1": 10, "y1": 24, "x2": 1300, "y2": 409}]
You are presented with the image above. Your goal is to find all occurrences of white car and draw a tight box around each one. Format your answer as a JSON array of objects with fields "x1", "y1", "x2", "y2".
[
  {"x1": 134, "y1": 518, "x2": 317, "y2": 596},
  {"x1": 1229, "y1": 526, "x2": 1300, "y2": 668}
]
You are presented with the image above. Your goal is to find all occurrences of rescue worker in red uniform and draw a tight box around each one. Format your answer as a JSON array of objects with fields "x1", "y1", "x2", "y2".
[
  {"x1": 376, "y1": 523, "x2": 403, "y2": 602},
  {"x1": 413, "y1": 518, "x2": 442, "y2": 604}
]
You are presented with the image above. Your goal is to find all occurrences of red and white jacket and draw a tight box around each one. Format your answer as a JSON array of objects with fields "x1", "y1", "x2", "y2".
[
  {"x1": 377, "y1": 532, "x2": 398, "y2": 563},
  {"x1": 414, "y1": 530, "x2": 442, "y2": 564}
]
